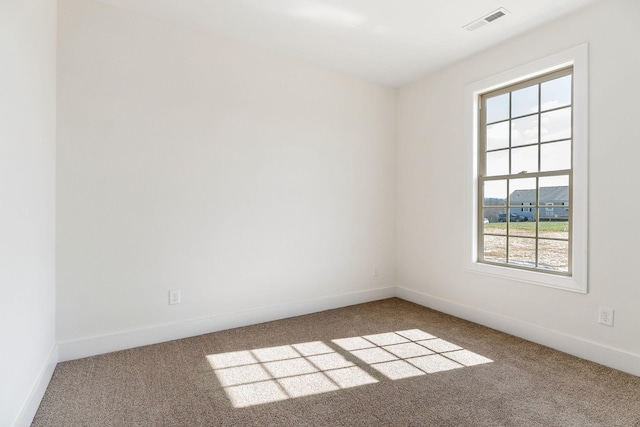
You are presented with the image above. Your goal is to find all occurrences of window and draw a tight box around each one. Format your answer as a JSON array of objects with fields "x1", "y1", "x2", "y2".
[
  {"x1": 464, "y1": 45, "x2": 588, "y2": 293},
  {"x1": 479, "y1": 68, "x2": 573, "y2": 274}
]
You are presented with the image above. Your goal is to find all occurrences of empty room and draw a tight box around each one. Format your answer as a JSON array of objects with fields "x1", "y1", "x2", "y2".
[{"x1": 2, "y1": 0, "x2": 640, "y2": 425}]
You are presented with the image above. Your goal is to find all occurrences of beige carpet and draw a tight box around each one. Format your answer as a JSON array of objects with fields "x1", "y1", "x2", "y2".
[{"x1": 33, "y1": 298, "x2": 640, "y2": 426}]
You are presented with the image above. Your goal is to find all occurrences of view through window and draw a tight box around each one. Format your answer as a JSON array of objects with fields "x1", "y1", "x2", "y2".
[{"x1": 479, "y1": 67, "x2": 573, "y2": 274}]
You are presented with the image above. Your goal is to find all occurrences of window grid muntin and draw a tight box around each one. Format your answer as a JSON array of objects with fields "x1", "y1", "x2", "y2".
[{"x1": 478, "y1": 67, "x2": 573, "y2": 275}]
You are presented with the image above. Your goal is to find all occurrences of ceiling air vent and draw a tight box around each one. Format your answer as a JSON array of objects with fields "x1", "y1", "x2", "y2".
[{"x1": 463, "y1": 7, "x2": 509, "y2": 31}]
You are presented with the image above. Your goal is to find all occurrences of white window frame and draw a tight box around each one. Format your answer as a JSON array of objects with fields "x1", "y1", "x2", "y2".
[{"x1": 464, "y1": 44, "x2": 588, "y2": 293}]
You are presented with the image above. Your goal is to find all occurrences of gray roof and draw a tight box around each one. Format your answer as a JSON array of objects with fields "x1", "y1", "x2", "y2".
[{"x1": 510, "y1": 186, "x2": 568, "y2": 204}]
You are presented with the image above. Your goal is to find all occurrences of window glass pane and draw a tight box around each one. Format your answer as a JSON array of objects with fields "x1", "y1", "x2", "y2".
[
  {"x1": 538, "y1": 239, "x2": 569, "y2": 272},
  {"x1": 508, "y1": 220, "x2": 536, "y2": 238},
  {"x1": 541, "y1": 75, "x2": 572, "y2": 111},
  {"x1": 486, "y1": 150, "x2": 509, "y2": 176},
  {"x1": 511, "y1": 84, "x2": 538, "y2": 117},
  {"x1": 538, "y1": 206, "x2": 570, "y2": 222},
  {"x1": 537, "y1": 216, "x2": 569, "y2": 239},
  {"x1": 511, "y1": 145, "x2": 538, "y2": 174},
  {"x1": 486, "y1": 93, "x2": 509, "y2": 124},
  {"x1": 483, "y1": 180, "x2": 507, "y2": 205},
  {"x1": 508, "y1": 237, "x2": 536, "y2": 267},
  {"x1": 483, "y1": 208, "x2": 506, "y2": 233},
  {"x1": 541, "y1": 107, "x2": 571, "y2": 142},
  {"x1": 486, "y1": 121, "x2": 509, "y2": 151},
  {"x1": 509, "y1": 178, "x2": 536, "y2": 206},
  {"x1": 483, "y1": 235, "x2": 506, "y2": 263},
  {"x1": 511, "y1": 115, "x2": 538, "y2": 147},
  {"x1": 541, "y1": 140, "x2": 571, "y2": 172},
  {"x1": 539, "y1": 175, "x2": 569, "y2": 204}
]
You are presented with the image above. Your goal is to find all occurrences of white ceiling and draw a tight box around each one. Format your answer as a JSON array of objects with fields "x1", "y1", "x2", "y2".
[{"x1": 96, "y1": 0, "x2": 598, "y2": 87}]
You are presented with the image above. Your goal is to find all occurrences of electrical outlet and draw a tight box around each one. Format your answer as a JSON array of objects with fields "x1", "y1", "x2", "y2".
[
  {"x1": 169, "y1": 289, "x2": 181, "y2": 305},
  {"x1": 598, "y1": 307, "x2": 614, "y2": 326}
]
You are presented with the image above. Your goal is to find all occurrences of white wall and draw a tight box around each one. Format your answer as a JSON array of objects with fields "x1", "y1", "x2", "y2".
[
  {"x1": 0, "y1": 0, "x2": 58, "y2": 425},
  {"x1": 397, "y1": 0, "x2": 640, "y2": 374},
  {"x1": 56, "y1": 0, "x2": 396, "y2": 358}
]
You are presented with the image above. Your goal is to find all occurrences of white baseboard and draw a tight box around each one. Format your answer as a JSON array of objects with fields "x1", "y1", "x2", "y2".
[
  {"x1": 14, "y1": 344, "x2": 58, "y2": 427},
  {"x1": 56, "y1": 285, "x2": 640, "y2": 377},
  {"x1": 396, "y1": 286, "x2": 640, "y2": 377},
  {"x1": 58, "y1": 286, "x2": 395, "y2": 362}
]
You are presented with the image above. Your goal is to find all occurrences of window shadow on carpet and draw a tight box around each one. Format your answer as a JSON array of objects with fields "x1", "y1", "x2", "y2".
[{"x1": 207, "y1": 329, "x2": 493, "y2": 408}]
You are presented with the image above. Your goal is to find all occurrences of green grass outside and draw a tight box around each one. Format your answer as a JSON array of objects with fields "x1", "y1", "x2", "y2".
[{"x1": 485, "y1": 221, "x2": 568, "y2": 232}]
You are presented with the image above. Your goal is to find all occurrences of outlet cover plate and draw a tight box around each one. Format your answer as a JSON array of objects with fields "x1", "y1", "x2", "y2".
[
  {"x1": 169, "y1": 289, "x2": 181, "y2": 305},
  {"x1": 598, "y1": 307, "x2": 614, "y2": 326}
]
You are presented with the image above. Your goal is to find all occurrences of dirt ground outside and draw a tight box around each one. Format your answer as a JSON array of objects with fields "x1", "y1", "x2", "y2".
[{"x1": 483, "y1": 222, "x2": 569, "y2": 271}]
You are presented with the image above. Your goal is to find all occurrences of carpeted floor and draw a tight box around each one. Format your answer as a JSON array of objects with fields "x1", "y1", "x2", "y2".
[{"x1": 33, "y1": 298, "x2": 640, "y2": 426}]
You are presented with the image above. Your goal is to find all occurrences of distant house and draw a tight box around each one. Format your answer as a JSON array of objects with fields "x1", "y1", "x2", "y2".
[{"x1": 510, "y1": 186, "x2": 569, "y2": 221}]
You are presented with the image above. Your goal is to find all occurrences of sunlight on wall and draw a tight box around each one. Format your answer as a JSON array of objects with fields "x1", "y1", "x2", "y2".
[{"x1": 207, "y1": 329, "x2": 492, "y2": 408}]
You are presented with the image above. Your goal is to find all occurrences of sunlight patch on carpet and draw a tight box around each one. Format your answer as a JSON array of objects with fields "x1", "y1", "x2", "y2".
[{"x1": 207, "y1": 329, "x2": 492, "y2": 408}]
